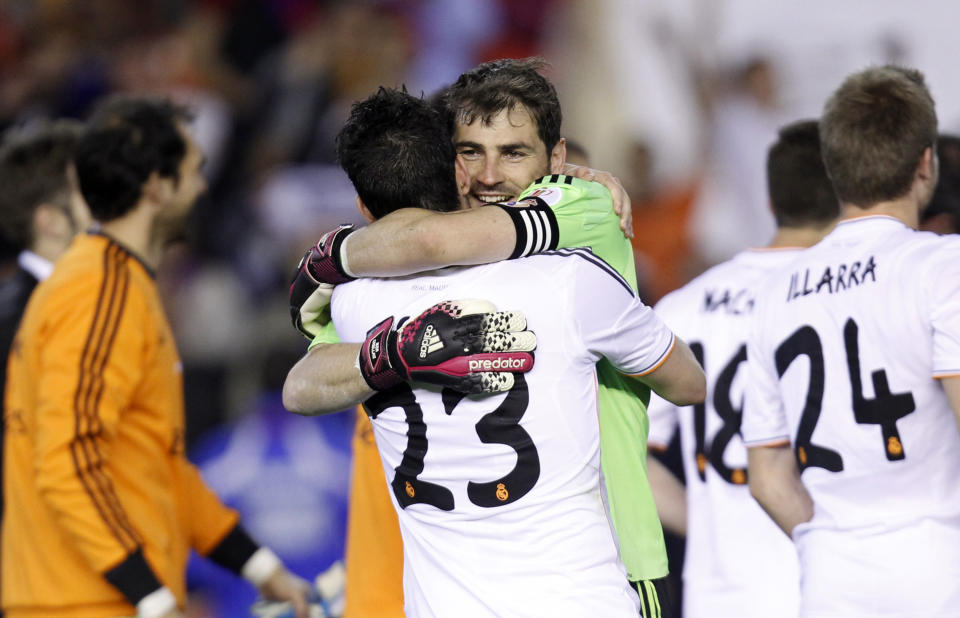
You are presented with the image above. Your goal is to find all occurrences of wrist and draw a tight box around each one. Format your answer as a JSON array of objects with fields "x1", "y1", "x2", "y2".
[{"x1": 358, "y1": 317, "x2": 406, "y2": 391}]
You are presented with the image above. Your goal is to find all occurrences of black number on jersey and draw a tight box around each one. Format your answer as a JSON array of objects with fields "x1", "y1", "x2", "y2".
[
  {"x1": 365, "y1": 384, "x2": 455, "y2": 511},
  {"x1": 843, "y1": 319, "x2": 914, "y2": 460},
  {"x1": 688, "y1": 342, "x2": 748, "y2": 485},
  {"x1": 468, "y1": 374, "x2": 540, "y2": 507},
  {"x1": 774, "y1": 318, "x2": 916, "y2": 472},
  {"x1": 363, "y1": 377, "x2": 540, "y2": 511},
  {"x1": 775, "y1": 326, "x2": 843, "y2": 473},
  {"x1": 689, "y1": 342, "x2": 708, "y2": 481}
]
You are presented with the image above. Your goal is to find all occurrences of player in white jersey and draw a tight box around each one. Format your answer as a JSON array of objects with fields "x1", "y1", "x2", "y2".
[
  {"x1": 333, "y1": 252, "x2": 675, "y2": 617},
  {"x1": 282, "y1": 87, "x2": 706, "y2": 616},
  {"x1": 743, "y1": 66, "x2": 960, "y2": 618},
  {"x1": 646, "y1": 120, "x2": 839, "y2": 618}
]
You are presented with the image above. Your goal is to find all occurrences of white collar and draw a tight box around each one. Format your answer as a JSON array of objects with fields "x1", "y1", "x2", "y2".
[{"x1": 18, "y1": 250, "x2": 54, "y2": 281}]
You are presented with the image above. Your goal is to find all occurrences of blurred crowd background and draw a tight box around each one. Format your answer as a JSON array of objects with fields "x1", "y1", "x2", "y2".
[{"x1": 3, "y1": 0, "x2": 960, "y2": 615}]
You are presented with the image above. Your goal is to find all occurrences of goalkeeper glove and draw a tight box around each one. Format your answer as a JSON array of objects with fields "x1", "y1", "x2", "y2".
[
  {"x1": 359, "y1": 299, "x2": 536, "y2": 394},
  {"x1": 289, "y1": 225, "x2": 356, "y2": 339}
]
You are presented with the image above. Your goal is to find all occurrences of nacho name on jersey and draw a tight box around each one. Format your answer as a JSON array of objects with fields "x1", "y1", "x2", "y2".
[
  {"x1": 701, "y1": 287, "x2": 755, "y2": 315},
  {"x1": 786, "y1": 255, "x2": 877, "y2": 302}
]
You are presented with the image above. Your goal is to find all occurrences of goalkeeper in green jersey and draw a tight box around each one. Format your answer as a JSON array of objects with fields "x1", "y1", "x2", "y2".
[{"x1": 284, "y1": 59, "x2": 703, "y2": 618}]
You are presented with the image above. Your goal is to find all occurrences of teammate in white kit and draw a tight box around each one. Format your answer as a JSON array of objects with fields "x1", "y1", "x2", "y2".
[
  {"x1": 284, "y1": 87, "x2": 706, "y2": 617},
  {"x1": 743, "y1": 66, "x2": 960, "y2": 618},
  {"x1": 645, "y1": 120, "x2": 838, "y2": 618}
]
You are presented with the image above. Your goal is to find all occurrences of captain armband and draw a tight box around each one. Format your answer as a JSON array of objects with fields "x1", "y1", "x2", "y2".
[{"x1": 494, "y1": 197, "x2": 560, "y2": 259}]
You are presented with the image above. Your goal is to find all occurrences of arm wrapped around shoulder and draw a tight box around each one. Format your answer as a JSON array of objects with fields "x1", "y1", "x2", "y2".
[{"x1": 359, "y1": 299, "x2": 537, "y2": 394}]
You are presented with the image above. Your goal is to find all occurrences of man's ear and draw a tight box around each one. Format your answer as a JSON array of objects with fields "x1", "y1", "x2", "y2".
[
  {"x1": 142, "y1": 172, "x2": 171, "y2": 211},
  {"x1": 919, "y1": 145, "x2": 935, "y2": 179},
  {"x1": 549, "y1": 137, "x2": 567, "y2": 174},
  {"x1": 455, "y1": 156, "x2": 470, "y2": 196},
  {"x1": 355, "y1": 196, "x2": 376, "y2": 223}
]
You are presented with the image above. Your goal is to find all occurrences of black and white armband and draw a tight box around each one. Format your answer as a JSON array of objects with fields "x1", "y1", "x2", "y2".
[{"x1": 495, "y1": 197, "x2": 560, "y2": 259}]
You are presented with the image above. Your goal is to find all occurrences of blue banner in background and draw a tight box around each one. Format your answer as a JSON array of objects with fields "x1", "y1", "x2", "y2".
[{"x1": 186, "y1": 394, "x2": 354, "y2": 617}]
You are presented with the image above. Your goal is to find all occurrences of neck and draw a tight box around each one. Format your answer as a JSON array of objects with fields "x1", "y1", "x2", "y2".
[
  {"x1": 98, "y1": 202, "x2": 162, "y2": 269},
  {"x1": 768, "y1": 221, "x2": 836, "y2": 249},
  {"x1": 839, "y1": 196, "x2": 921, "y2": 230}
]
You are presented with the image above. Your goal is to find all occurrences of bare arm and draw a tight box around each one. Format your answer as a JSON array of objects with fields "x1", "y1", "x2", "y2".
[
  {"x1": 747, "y1": 443, "x2": 814, "y2": 537},
  {"x1": 942, "y1": 375, "x2": 960, "y2": 431},
  {"x1": 636, "y1": 337, "x2": 706, "y2": 406},
  {"x1": 646, "y1": 453, "x2": 687, "y2": 536},
  {"x1": 344, "y1": 206, "x2": 517, "y2": 277},
  {"x1": 282, "y1": 343, "x2": 372, "y2": 415}
]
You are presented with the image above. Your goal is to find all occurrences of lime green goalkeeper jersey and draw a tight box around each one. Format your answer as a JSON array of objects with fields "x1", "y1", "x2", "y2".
[
  {"x1": 312, "y1": 174, "x2": 668, "y2": 580},
  {"x1": 513, "y1": 175, "x2": 668, "y2": 581}
]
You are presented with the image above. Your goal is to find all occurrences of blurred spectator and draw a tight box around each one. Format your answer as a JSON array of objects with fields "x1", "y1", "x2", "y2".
[{"x1": 921, "y1": 135, "x2": 960, "y2": 235}]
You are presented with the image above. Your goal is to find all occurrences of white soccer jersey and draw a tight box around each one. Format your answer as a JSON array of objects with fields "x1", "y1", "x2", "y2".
[
  {"x1": 332, "y1": 249, "x2": 675, "y2": 618},
  {"x1": 743, "y1": 216, "x2": 960, "y2": 618},
  {"x1": 647, "y1": 248, "x2": 801, "y2": 618}
]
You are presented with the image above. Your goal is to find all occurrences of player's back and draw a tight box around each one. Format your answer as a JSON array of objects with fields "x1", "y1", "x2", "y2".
[
  {"x1": 649, "y1": 249, "x2": 801, "y2": 618},
  {"x1": 745, "y1": 215, "x2": 960, "y2": 617},
  {"x1": 332, "y1": 250, "x2": 675, "y2": 618}
]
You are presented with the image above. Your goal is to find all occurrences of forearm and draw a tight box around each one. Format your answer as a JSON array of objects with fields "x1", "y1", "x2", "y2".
[
  {"x1": 747, "y1": 444, "x2": 814, "y2": 536},
  {"x1": 646, "y1": 453, "x2": 687, "y2": 536},
  {"x1": 282, "y1": 343, "x2": 372, "y2": 415},
  {"x1": 639, "y1": 338, "x2": 707, "y2": 406},
  {"x1": 344, "y1": 207, "x2": 515, "y2": 276}
]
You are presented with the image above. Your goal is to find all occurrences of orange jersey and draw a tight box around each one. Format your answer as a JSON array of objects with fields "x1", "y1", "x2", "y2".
[
  {"x1": 343, "y1": 408, "x2": 404, "y2": 618},
  {"x1": 2, "y1": 234, "x2": 239, "y2": 618}
]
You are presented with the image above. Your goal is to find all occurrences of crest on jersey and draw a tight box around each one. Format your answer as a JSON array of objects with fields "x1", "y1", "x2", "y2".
[{"x1": 525, "y1": 186, "x2": 563, "y2": 206}]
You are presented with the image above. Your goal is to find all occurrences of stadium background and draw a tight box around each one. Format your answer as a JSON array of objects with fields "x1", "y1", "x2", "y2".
[{"x1": 2, "y1": 1, "x2": 959, "y2": 615}]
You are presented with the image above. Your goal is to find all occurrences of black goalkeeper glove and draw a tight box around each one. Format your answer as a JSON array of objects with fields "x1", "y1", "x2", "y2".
[
  {"x1": 359, "y1": 299, "x2": 536, "y2": 394},
  {"x1": 289, "y1": 224, "x2": 356, "y2": 339}
]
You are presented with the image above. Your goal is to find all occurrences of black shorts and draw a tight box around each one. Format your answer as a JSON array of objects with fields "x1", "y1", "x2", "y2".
[{"x1": 631, "y1": 576, "x2": 673, "y2": 618}]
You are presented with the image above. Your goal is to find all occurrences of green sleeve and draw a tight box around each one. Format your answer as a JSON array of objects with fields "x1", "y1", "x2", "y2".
[
  {"x1": 515, "y1": 175, "x2": 638, "y2": 291},
  {"x1": 307, "y1": 320, "x2": 341, "y2": 350}
]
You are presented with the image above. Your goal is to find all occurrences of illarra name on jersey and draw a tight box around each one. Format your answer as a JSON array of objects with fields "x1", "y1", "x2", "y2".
[{"x1": 786, "y1": 255, "x2": 877, "y2": 301}]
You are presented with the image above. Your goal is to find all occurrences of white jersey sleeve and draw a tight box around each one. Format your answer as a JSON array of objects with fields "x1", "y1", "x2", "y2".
[{"x1": 563, "y1": 248, "x2": 675, "y2": 376}]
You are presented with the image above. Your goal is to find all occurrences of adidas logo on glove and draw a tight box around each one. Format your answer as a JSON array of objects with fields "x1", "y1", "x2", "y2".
[{"x1": 419, "y1": 325, "x2": 444, "y2": 358}]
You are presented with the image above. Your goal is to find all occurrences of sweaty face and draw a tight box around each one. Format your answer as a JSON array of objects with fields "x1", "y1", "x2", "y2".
[{"x1": 454, "y1": 106, "x2": 564, "y2": 209}]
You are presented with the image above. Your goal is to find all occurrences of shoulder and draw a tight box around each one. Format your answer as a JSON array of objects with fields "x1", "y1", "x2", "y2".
[
  {"x1": 516, "y1": 175, "x2": 612, "y2": 210},
  {"x1": 526, "y1": 248, "x2": 634, "y2": 295}
]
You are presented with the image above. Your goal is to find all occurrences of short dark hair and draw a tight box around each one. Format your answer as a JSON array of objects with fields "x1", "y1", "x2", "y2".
[
  {"x1": 767, "y1": 120, "x2": 839, "y2": 227},
  {"x1": 75, "y1": 96, "x2": 192, "y2": 222},
  {"x1": 441, "y1": 57, "x2": 562, "y2": 154},
  {"x1": 921, "y1": 134, "x2": 960, "y2": 231},
  {"x1": 820, "y1": 65, "x2": 937, "y2": 207},
  {"x1": 0, "y1": 120, "x2": 83, "y2": 251},
  {"x1": 336, "y1": 87, "x2": 459, "y2": 219}
]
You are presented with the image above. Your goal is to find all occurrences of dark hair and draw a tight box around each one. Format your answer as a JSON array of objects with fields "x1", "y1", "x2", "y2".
[
  {"x1": 767, "y1": 120, "x2": 839, "y2": 227},
  {"x1": 336, "y1": 87, "x2": 458, "y2": 219},
  {"x1": 75, "y1": 96, "x2": 192, "y2": 222},
  {"x1": 820, "y1": 65, "x2": 937, "y2": 207},
  {"x1": 441, "y1": 57, "x2": 562, "y2": 154},
  {"x1": 921, "y1": 134, "x2": 960, "y2": 230},
  {"x1": 0, "y1": 120, "x2": 83, "y2": 251}
]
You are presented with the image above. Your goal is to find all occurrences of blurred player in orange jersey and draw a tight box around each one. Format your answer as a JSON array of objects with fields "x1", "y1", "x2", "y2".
[{"x1": 2, "y1": 96, "x2": 310, "y2": 618}]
